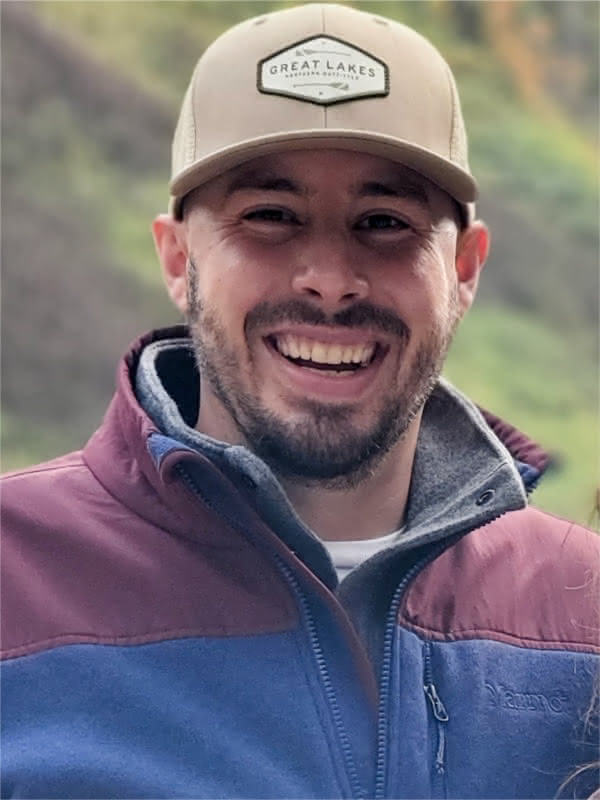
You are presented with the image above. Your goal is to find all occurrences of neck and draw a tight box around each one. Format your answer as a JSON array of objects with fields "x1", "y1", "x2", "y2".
[
  {"x1": 196, "y1": 391, "x2": 421, "y2": 543},
  {"x1": 280, "y1": 416, "x2": 420, "y2": 541}
]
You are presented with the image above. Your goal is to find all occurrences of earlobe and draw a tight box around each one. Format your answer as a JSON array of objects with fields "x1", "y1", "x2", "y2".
[
  {"x1": 455, "y1": 221, "x2": 490, "y2": 313},
  {"x1": 152, "y1": 214, "x2": 189, "y2": 313}
]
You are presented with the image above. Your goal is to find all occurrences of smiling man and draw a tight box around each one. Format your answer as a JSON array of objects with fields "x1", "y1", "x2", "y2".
[
  {"x1": 2, "y1": 4, "x2": 598, "y2": 799},
  {"x1": 155, "y1": 149, "x2": 485, "y2": 539}
]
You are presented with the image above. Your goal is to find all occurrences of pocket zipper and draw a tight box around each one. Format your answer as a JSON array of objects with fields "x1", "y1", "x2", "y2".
[{"x1": 424, "y1": 682, "x2": 449, "y2": 775}]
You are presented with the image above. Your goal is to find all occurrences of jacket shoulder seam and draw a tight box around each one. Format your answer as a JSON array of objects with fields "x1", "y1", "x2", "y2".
[
  {"x1": 400, "y1": 619, "x2": 600, "y2": 653},
  {"x1": 1, "y1": 622, "x2": 295, "y2": 661}
]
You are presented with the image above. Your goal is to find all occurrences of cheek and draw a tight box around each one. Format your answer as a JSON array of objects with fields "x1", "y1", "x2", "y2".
[
  {"x1": 382, "y1": 248, "x2": 454, "y2": 325},
  {"x1": 415, "y1": 240, "x2": 458, "y2": 309},
  {"x1": 195, "y1": 227, "x2": 295, "y2": 304},
  {"x1": 190, "y1": 246, "x2": 277, "y2": 344}
]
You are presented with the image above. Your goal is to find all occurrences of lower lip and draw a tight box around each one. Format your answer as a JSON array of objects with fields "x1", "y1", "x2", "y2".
[{"x1": 264, "y1": 339, "x2": 384, "y2": 402}]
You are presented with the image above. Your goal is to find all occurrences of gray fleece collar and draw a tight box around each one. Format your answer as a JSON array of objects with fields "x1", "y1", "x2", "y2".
[{"x1": 135, "y1": 337, "x2": 527, "y2": 555}]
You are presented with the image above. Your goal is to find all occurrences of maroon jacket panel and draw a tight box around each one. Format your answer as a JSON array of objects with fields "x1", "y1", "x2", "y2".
[
  {"x1": 480, "y1": 408, "x2": 551, "y2": 474},
  {"x1": 400, "y1": 506, "x2": 600, "y2": 652},
  {"x1": 2, "y1": 448, "x2": 298, "y2": 660}
]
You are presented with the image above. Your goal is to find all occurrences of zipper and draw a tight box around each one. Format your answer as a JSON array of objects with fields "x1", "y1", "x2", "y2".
[
  {"x1": 176, "y1": 463, "x2": 366, "y2": 798},
  {"x1": 424, "y1": 642, "x2": 449, "y2": 794},
  {"x1": 424, "y1": 682, "x2": 449, "y2": 725},
  {"x1": 177, "y1": 465, "x2": 367, "y2": 800},
  {"x1": 275, "y1": 556, "x2": 366, "y2": 799},
  {"x1": 373, "y1": 541, "x2": 455, "y2": 799},
  {"x1": 373, "y1": 508, "x2": 511, "y2": 798},
  {"x1": 176, "y1": 461, "x2": 508, "y2": 799}
]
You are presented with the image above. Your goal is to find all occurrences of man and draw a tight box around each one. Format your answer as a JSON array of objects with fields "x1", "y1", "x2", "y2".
[{"x1": 2, "y1": 4, "x2": 598, "y2": 798}]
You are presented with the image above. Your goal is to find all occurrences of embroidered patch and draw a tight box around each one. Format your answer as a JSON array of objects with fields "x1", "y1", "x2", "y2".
[
  {"x1": 485, "y1": 682, "x2": 569, "y2": 714},
  {"x1": 257, "y1": 35, "x2": 389, "y2": 106}
]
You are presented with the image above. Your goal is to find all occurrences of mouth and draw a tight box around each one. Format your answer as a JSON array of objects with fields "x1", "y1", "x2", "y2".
[{"x1": 266, "y1": 333, "x2": 382, "y2": 375}]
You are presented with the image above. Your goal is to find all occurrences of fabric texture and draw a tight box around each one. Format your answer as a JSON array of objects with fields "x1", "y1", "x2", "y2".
[{"x1": 2, "y1": 326, "x2": 598, "y2": 799}]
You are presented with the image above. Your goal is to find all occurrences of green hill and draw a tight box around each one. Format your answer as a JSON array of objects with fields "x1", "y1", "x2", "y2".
[{"x1": 2, "y1": 1, "x2": 598, "y2": 524}]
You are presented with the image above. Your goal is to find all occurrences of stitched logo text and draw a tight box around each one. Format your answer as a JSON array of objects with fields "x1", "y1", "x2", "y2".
[{"x1": 485, "y1": 682, "x2": 568, "y2": 714}]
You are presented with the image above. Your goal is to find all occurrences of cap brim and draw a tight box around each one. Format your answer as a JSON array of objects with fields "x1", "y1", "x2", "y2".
[{"x1": 169, "y1": 129, "x2": 478, "y2": 219}]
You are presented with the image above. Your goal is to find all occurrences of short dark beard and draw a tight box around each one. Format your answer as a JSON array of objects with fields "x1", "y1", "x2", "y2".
[{"x1": 186, "y1": 259, "x2": 457, "y2": 489}]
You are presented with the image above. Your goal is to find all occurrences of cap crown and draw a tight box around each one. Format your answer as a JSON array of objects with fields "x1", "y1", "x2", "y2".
[{"x1": 170, "y1": 3, "x2": 476, "y2": 218}]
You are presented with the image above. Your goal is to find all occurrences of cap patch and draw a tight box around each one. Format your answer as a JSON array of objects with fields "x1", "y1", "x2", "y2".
[{"x1": 258, "y1": 35, "x2": 389, "y2": 106}]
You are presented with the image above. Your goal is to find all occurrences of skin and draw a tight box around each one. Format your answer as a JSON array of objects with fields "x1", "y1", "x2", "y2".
[{"x1": 153, "y1": 149, "x2": 489, "y2": 541}]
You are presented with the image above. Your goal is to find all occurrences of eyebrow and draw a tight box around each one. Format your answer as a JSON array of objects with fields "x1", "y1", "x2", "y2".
[
  {"x1": 355, "y1": 180, "x2": 430, "y2": 209},
  {"x1": 223, "y1": 171, "x2": 430, "y2": 208},
  {"x1": 224, "y1": 172, "x2": 306, "y2": 197}
]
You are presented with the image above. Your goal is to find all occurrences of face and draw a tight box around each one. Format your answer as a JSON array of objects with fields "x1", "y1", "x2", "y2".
[{"x1": 155, "y1": 149, "x2": 486, "y2": 488}]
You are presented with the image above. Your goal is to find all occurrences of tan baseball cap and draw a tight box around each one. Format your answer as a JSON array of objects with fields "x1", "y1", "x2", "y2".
[{"x1": 170, "y1": 3, "x2": 477, "y2": 223}]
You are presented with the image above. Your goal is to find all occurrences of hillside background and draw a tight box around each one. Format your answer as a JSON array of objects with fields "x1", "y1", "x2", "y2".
[{"x1": 2, "y1": 1, "x2": 598, "y2": 525}]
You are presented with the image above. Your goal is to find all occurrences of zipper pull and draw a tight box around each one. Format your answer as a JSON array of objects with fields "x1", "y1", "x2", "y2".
[{"x1": 424, "y1": 683, "x2": 449, "y2": 722}]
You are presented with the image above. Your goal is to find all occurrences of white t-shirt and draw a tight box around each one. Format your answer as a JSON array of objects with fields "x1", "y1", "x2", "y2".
[{"x1": 323, "y1": 528, "x2": 405, "y2": 581}]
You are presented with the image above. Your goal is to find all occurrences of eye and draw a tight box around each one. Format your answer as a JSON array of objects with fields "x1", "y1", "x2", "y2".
[
  {"x1": 243, "y1": 207, "x2": 300, "y2": 225},
  {"x1": 355, "y1": 213, "x2": 410, "y2": 232}
]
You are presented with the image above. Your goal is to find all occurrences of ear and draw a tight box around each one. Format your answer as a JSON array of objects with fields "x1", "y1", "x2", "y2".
[
  {"x1": 152, "y1": 214, "x2": 189, "y2": 313},
  {"x1": 455, "y1": 221, "x2": 490, "y2": 314}
]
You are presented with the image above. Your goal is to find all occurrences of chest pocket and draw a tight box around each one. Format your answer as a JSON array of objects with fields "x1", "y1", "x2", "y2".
[{"x1": 385, "y1": 628, "x2": 596, "y2": 799}]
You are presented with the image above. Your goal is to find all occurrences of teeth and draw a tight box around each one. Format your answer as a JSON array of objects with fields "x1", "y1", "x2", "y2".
[
  {"x1": 358, "y1": 344, "x2": 371, "y2": 363},
  {"x1": 299, "y1": 340, "x2": 312, "y2": 361},
  {"x1": 274, "y1": 335, "x2": 375, "y2": 366},
  {"x1": 278, "y1": 335, "x2": 290, "y2": 357},
  {"x1": 287, "y1": 337, "x2": 301, "y2": 359},
  {"x1": 312, "y1": 343, "x2": 328, "y2": 364},
  {"x1": 327, "y1": 345, "x2": 343, "y2": 365}
]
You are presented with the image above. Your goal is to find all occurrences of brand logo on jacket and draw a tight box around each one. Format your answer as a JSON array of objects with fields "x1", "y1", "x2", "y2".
[
  {"x1": 258, "y1": 36, "x2": 389, "y2": 105},
  {"x1": 485, "y1": 682, "x2": 568, "y2": 714}
]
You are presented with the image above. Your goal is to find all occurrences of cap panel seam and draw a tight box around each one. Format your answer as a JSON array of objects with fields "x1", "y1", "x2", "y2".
[
  {"x1": 184, "y1": 80, "x2": 196, "y2": 168},
  {"x1": 445, "y1": 64, "x2": 457, "y2": 161},
  {"x1": 321, "y1": 3, "x2": 328, "y2": 129},
  {"x1": 191, "y1": 67, "x2": 199, "y2": 166}
]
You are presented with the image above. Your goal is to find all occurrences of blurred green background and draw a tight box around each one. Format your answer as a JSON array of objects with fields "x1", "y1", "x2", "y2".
[{"x1": 2, "y1": 1, "x2": 598, "y2": 525}]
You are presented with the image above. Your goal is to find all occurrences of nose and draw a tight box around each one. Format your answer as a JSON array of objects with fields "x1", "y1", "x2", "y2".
[{"x1": 290, "y1": 234, "x2": 369, "y2": 310}]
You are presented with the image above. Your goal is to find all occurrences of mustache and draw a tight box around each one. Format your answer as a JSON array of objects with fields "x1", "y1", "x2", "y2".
[{"x1": 245, "y1": 300, "x2": 410, "y2": 340}]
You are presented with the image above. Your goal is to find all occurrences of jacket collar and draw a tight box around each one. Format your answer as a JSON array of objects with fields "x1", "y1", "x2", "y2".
[{"x1": 85, "y1": 326, "x2": 547, "y2": 563}]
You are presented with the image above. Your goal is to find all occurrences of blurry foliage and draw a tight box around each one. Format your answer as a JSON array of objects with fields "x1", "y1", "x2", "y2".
[
  {"x1": 33, "y1": 0, "x2": 598, "y2": 321},
  {"x1": 445, "y1": 307, "x2": 598, "y2": 524},
  {"x1": 3, "y1": 1, "x2": 599, "y2": 524}
]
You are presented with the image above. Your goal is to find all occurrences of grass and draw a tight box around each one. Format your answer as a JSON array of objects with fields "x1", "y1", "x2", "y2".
[
  {"x1": 1, "y1": 412, "x2": 87, "y2": 473},
  {"x1": 105, "y1": 176, "x2": 170, "y2": 288},
  {"x1": 445, "y1": 306, "x2": 598, "y2": 526}
]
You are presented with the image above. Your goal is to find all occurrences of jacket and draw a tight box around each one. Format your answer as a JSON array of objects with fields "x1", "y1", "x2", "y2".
[{"x1": 2, "y1": 326, "x2": 599, "y2": 799}]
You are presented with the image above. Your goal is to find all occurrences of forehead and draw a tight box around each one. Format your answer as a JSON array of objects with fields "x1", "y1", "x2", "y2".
[{"x1": 183, "y1": 147, "x2": 461, "y2": 225}]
